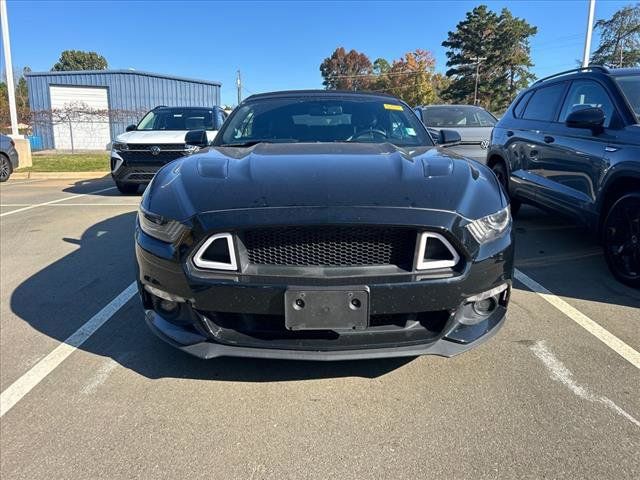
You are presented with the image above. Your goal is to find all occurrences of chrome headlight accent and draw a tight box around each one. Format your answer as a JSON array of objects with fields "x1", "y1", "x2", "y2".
[
  {"x1": 112, "y1": 141, "x2": 128, "y2": 151},
  {"x1": 466, "y1": 206, "x2": 511, "y2": 244},
  {"x1": 192, "y1": 233, "x2": 238, "y2": 271},
  {"x1": 416, "y1": 232, "x2": 460, "y2": 270},
  {"x1": 137, "y1": 206, "x2": 187, "y2": 243}
]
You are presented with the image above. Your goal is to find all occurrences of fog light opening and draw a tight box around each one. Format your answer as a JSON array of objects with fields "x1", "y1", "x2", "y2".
[
  {"x1": 159, "y1": 299, "x2": 179, "y2": 314},
  {"x1": 472, "y1": 297, "x2": 497, "y2": 315}
]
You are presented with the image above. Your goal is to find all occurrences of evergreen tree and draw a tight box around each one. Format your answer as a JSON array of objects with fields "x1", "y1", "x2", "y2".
[
  {"x1": 591, "y1": 4, "x2": 640, "y2": 67},
  {"x1": 442, "y1": 5, "x2": 536, "y2": 112}
]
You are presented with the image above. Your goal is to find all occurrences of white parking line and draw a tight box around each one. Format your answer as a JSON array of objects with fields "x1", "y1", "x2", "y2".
[
  {"x1": 530, "y1": 340, "x2": 639, "y2": 427},
  {"x1": 0, "y1": 282, "x2": 137, "y2": 418},
  {"x1": 0, "y1": 179, "x2": 45, "y2": 186},
  {"x1": 515, "y1": 268, "x2": 640, "y2": 370},
  {"x1": 0, "y1": 186, "x2": 117, "y2": 218}
]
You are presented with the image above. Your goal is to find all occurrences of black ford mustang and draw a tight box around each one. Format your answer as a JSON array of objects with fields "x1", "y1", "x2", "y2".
[{"x1": 135, "y1": 91, "x2": 514, "y2": 360}]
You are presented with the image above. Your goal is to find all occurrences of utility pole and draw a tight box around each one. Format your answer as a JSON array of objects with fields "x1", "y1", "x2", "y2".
[
  {"x1": 236, "y1": 70, "x2": 242, "y2": 105},
  {"x1": 1, "y1": 0, "x2": 19, "y2": 136},
  {"x1": 582, "y1": 0, "x2": 596, "y2": 67},
  {"x1": 473, "y1": 57, "x2": 487, "y2": 106}
]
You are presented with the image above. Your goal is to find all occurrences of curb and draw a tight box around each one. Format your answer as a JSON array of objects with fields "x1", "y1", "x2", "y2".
[{"x1": 11, "y1": 171, "x2": 110, "y2": 180}]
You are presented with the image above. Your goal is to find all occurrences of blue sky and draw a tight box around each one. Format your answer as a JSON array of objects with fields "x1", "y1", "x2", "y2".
[{"x1": 1, "y1": 0, "x2": 632, "y2": 106}]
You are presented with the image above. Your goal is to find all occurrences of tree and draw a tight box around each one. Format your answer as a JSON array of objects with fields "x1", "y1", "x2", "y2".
[
  {"x1": 384, "y1": 49, "x2": 438, "y2": 106},
  {"x1": 591, "y1": 4, "x2": 640, "y2": 67},
  {"x1": 319, "y1": 47, "x2": 372, "y2": 90},
  {"x1": 442, "y1": 5, "x2": 536, "y2": 112},
  {"x1": 52, "y1": 50, "x2": 108, "y2": 71},
  {"x1": 0, "y1": 67, "x2": 32, "y2": 130}
]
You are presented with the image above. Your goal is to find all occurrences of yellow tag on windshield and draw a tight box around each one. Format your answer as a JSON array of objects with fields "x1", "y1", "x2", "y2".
[{"x1": 384, "y1": 103, "x2": 404, "y2": 111}]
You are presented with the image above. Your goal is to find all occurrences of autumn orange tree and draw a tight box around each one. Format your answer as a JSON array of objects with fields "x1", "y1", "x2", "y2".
[{"x1": 320, "y1": 47, "x2": 446, "y2": 106}]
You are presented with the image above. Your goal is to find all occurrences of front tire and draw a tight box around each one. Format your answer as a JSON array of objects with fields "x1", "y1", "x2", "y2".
[
  {"x1": 0, "y1": 154, "x2": 12, "y2": 182},
  {"x1": 115, "y1": 181, "x2": 139, "y2": 194},
  {"x1": 603, "y1": 193, "x2": 640, "y2": 289},
  {"x1": 491, "y1": 161, "x2": 520, "y2": 216}
]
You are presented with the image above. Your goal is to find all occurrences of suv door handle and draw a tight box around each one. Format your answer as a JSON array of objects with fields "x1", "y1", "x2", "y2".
[{"x1": 543, "y1": 136, "x2": 555, "y2": 144}]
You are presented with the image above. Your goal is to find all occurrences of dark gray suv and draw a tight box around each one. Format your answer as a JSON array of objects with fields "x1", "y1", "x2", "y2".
[{"x1": 487, "y1": 66, "x2": 639, "y2": 288}]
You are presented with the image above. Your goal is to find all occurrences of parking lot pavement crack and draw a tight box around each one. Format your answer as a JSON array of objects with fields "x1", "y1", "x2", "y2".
[{"x1": 530, "y1": 340, "x2": 640, "y2": 428}]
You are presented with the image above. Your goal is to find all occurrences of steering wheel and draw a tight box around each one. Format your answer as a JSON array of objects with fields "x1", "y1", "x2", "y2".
[{"x1": 348, "y1": 128, "x2": 388, "y2": 141}]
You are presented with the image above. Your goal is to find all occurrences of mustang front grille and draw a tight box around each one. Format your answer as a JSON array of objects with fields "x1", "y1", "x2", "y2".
[{"x1": 242, "y1": 226, "x2": 416, "y2": 268}]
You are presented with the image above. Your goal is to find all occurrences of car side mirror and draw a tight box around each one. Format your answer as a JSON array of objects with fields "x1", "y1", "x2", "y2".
[
  {"x1": 185, "y1": 129, "x2": 209, "y2": 147},
  {"x1": 438, "y1": 129, "x2": 461, "y2": 146},
  {"x1": 125, "y1": 124, "x2": 137, "y2": 132},
  {"x1": 565, "y1": 107, "x2": 605, "y2": 133}
]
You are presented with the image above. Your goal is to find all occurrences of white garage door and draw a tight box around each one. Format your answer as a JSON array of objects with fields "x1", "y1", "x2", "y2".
[{"x1": 49, "y1": 86, "x2": 111, "y2": 150}]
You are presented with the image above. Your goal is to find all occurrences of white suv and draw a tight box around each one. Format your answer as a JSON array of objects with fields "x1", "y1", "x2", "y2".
[{"x1": 110, "y1": 106, "x2": 227, "y2": 194}]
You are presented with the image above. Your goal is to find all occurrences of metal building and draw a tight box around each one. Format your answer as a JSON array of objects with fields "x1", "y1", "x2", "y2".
[{"x1": 26, "y1": 70, "x2": 222, "y2": 150}]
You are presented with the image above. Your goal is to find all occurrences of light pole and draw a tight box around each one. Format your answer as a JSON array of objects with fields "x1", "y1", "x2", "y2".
[
  {"x1": 473, "y1": 57, "x2": 487, "y2": 106},
  {"x1": 582, "y1": 0, "x2": 596, "y2": 68},
  {"x1": 0, "y1": 0, "x2": 19, "y2": 136},
  {"x1": 236, "y1": 70, "x2": 242, "y2": 105}
]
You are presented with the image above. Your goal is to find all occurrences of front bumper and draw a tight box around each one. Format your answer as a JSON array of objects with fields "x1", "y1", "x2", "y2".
[
  {"x1": 145, "y1": 306, "x2": 507, "y2": 360},
  {"x1": 136, "y1": 226, "x2": 513, "y2": 360}
]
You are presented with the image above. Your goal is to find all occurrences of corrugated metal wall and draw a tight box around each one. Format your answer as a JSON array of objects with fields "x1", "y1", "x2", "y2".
[{"x1": 26, "y1": 70, "x2": 221, "y2": 149}]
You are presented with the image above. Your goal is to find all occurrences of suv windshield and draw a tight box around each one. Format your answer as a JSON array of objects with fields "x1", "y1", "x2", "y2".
[
  {"x1": 421, "y1": 106, "x2": 497, "y2": 127},
  {"x1": 137, "y1": 108, "x2": 216, "y2": 131},
  {"x1": 216, "y1": 97, "x2": 433, "y2": 147},
  {"x1": 616, "y1": 75, "x2": 640, "y2": 121}
]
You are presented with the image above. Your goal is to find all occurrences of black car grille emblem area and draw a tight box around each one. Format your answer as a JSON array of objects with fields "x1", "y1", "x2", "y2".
[{"x1": 149, "y1": 146, "x2": 161, "y2": 156}]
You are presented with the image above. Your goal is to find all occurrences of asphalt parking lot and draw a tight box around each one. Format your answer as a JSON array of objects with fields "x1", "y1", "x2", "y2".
[{"x1": 1, "y1": 177, "x2": 638, "y2": 479}]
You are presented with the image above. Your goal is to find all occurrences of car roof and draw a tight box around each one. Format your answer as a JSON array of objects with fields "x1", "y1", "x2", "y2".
[
  {"x1": 243, "y1": 89, "x2": 399, "y2": 102},
  {"x1": 607, "y1": 67, "x2": 640, "y2": 77},
  {"x1": 154, "y1": 105, "x2": 217, "y2": 110},
  {"x1": 532, "y1": 66, "x2": 640, "y2": 88},
  {"x1": 418, "y1": 104, "x2": 483, "y2": 109}
]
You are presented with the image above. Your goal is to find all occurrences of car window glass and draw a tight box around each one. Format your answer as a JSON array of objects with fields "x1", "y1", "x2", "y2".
[
  {"x1": 559, "y1": 80, "x2": 616, "y2": 128},
  {"x1": 513, "y1": 91, "x2": 533, "y2": 118},
  {"x1": 522, "y1": 83, "x2": 567, "y2": 121},
  {"x1": 421, "y1": 106, "x2": 496, "y2": 127},
  {"x1": 137, "y1": 109, "x2": 216, "y2": 131},
  {"x1": 615, "y1": 75, "x2": 640, "y2": 121},
  {"x1": 220, "y1": 98, "x2": 432, "y2": 147}
]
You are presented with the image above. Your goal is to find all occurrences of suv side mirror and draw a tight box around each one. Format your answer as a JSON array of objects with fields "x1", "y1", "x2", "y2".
[
  {"x1": 185, "y1": 129, "x2": 208, "y2": 147},
  {"x1": 438, "y1": 129, "x2": 462, "y2": 145},
  {"x1": 125, "y1": 124, "x2": 137, "y2": 132},
  {"x1": 565, "y1": 107, "x2": 605, "y2": 133}
]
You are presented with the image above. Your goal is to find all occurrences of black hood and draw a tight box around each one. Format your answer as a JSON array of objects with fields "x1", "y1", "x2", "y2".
[{"x1": 143, "y1": 142, "x2": 505, "y2": 222}]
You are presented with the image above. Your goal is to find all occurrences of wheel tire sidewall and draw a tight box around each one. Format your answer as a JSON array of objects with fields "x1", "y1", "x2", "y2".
[
  {"x1": 491, "y1": 161, "x2": 520, "y2": 216},
  {"x1": 603, "y1": 192, "x2": 640, "y2": 289},
  {"x1": 0, "y1": 155, "x2": 12, "y2": 182},
  {"x1": 115, "y1": 181, "x2": 139, "y2": 195}
]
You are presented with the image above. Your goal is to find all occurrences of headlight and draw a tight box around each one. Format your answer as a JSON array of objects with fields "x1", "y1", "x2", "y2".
[
  {"x1": 466, "y1": 206, "x2": 511, "y2": 244},
  {"x1": 112, "y1": 141, "x2": 128, "y2": 151},
  {"x1": 137, "y1": 206, "x2": 187, "y2": 243}
]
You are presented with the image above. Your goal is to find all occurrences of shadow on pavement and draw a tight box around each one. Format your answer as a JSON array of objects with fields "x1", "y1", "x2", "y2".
[
  {"x1": 513, "y1": 205, "x2": 640, "y2": 307},
  {"x1": 62, "y1": 177, "x2": 145, "y2": 197},
  {"x1": 10, "y1": 211, "x2": 413, "y2": 381}
]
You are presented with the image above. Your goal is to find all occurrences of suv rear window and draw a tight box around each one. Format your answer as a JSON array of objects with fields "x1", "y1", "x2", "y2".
[
  {"x1": 513, "y1": 91, "x2": 533, "y2": 118},
  {"x1": 522, "y1": 82, "x2": 567, "y2": 121}
]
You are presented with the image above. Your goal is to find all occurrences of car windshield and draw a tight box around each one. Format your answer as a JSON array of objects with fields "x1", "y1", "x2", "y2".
[
  {"x1": 216, "y1": 97, "x2": 433, "y2": 147},
  {"x1": 615, "y1": 75, "x2": 640, "y2": 121},
  {"x1": 421, "y1": 106, "x2": 497, "y2": 127},
  {"x1": 136, "y1": 108, "x2": 216, "y2": 131}
]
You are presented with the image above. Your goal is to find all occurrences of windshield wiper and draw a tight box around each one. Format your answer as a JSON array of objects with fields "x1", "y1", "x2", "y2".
[{"x1": 219, "y1": 138, "x2": 299, "y2": 148}]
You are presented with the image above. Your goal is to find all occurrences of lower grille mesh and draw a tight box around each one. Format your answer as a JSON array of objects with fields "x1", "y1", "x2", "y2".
[{"x1": 243, "y1": 226, "x2": 416, "y2": 268}]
